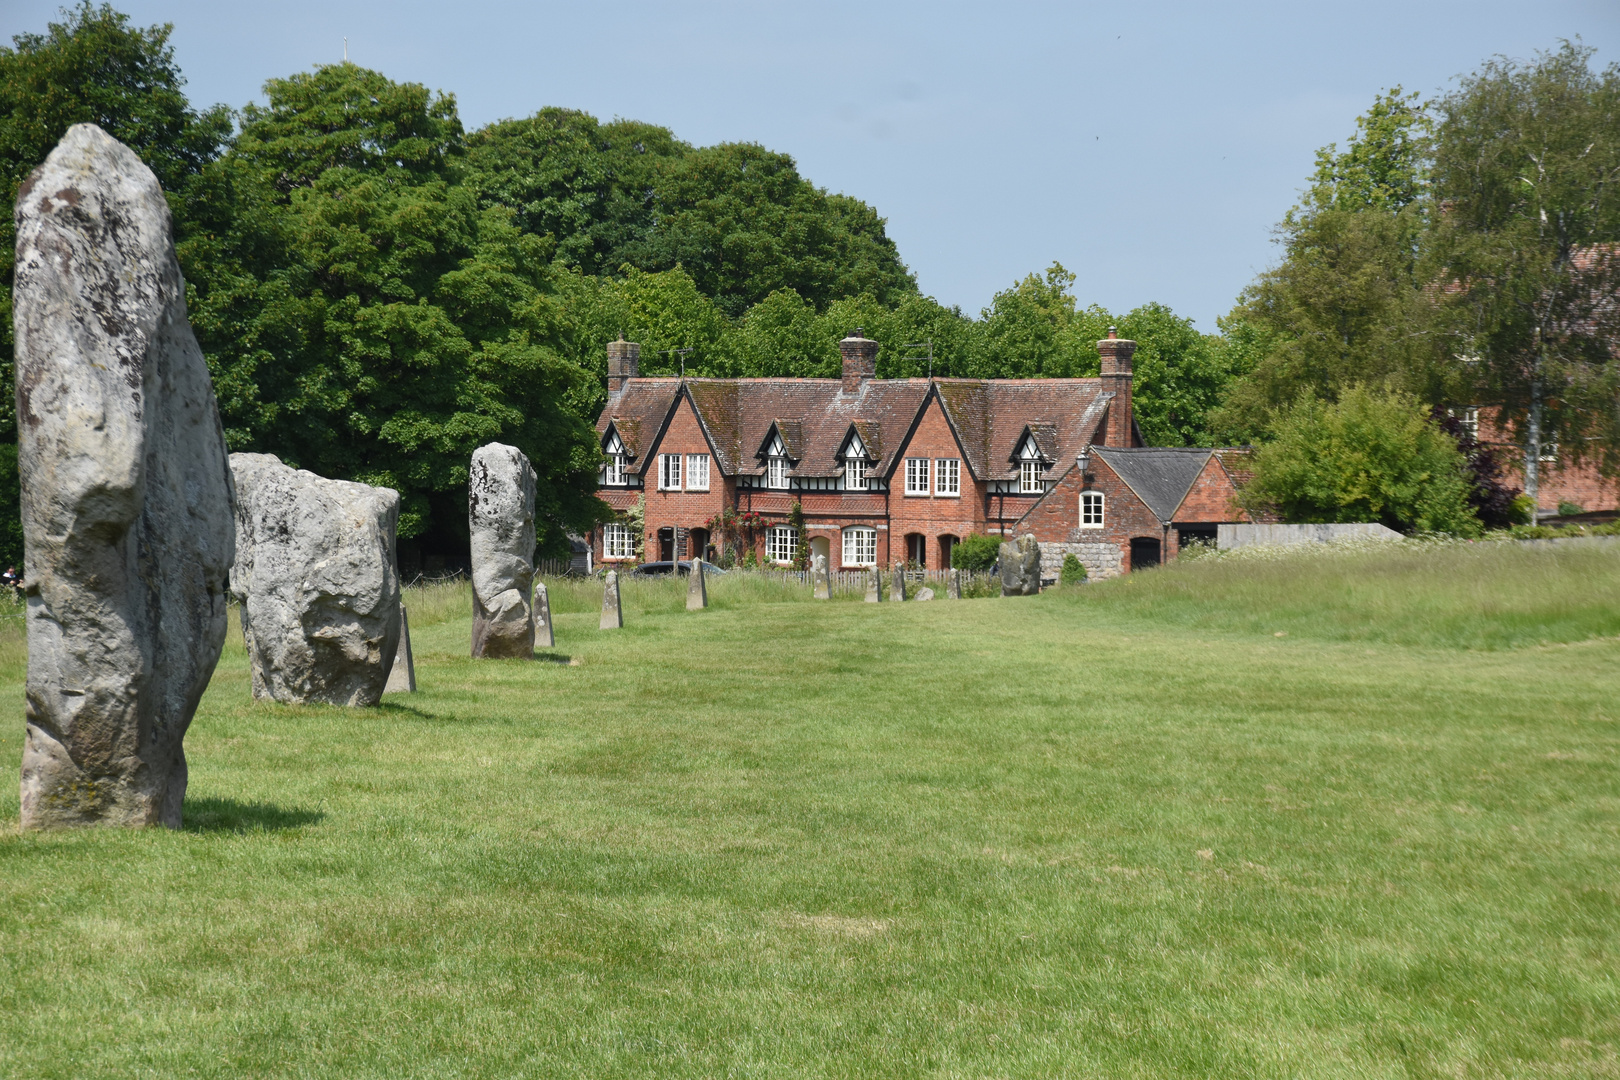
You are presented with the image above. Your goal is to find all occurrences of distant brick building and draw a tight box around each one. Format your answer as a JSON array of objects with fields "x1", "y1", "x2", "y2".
[
  {"x1": 588, "y1": 329, "x2": 1250, "y2": 578},
  {"x1": 1455, "y1": 406, "x2": 1619, "y2": 515}
]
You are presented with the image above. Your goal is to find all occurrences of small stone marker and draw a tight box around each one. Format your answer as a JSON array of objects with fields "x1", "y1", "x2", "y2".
[
  {"x1": 999, "y1": 534, "x2": 1042, "y2": 596},
  {"x1": 916, "y1": 586, "x2": 936, "y2": 602},
  {"x1": 14, "y1": 124, "x2": 235, "y2": 829},
  {"x1": 812, "y1": 553, "x2": 831, "y2": 600},
  {"x1": 231, "y1": 453, "x2": 403, "y2": 706},
  {"x1": 600, "y1": 570, "x2": 623, "y2": 629},
  {"x1": 533, "y1": 580, "x2": 555, "y2": 649},
  {"x1": 385, "y1": 605, "x2": 416, "y2": 693},
  {"x1": 865, "y1": 568, "x2": 882, "y2": 602},
  {"x1": 687, "y1": 558, "x2": 708, "y2": 610},
  {"x1": 890, "y1": 561, "x2": 908, "y2": 602},
  {"x1": 469, "y1": 442, "x2": 536, "y2": 659},
  {"x1": 947, "y1": 568, "x2": 962, "y2": 599}
]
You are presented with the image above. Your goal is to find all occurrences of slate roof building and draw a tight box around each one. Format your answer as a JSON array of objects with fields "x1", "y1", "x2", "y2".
[{"x1": 589, "y1": 329, "x2": 1250, "y2": 578}]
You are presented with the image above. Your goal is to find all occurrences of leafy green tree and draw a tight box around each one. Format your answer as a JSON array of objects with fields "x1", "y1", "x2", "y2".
[
  {"x1": 977, "y1": 263, "x2": 1096, "y2": 378},
  {"x1": 1242, "y1": 386, "x2": 1480, "y2": 535},
  {"x1": 0, "y1": 2, "x2": 231, "y2": 568},
  {"x1": 1214, "y1": 90, "x2": 1444, "y2": 437},
  {"x1": 185, "y1": 63, "x2": 602, "y2": 556},
  {"x1": 1430, "y1": 42, "x2": 1620, "y2": 503}
]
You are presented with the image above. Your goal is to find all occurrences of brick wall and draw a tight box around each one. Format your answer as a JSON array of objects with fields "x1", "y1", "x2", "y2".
[
  {"x1": 887, "y1": 397, "x2": 987, "y2": 568},
  {"x1": 1174, "y1": 455, "x2": 1247, "y2": 522},
  {"x1": 1016, "y1": 458, "x2": 1166, "y2": 576},
  {"x1": 1476, "y1": 408, "x2": 1619, "y2": 512}
]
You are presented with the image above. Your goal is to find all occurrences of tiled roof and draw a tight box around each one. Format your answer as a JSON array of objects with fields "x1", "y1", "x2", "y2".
[
  {"x1": 597, "y1": 376, "x2": 1112, "y2": 480},
  {"x1": 1091, "y1": 447, "x2": 1215, "y2": 522}
]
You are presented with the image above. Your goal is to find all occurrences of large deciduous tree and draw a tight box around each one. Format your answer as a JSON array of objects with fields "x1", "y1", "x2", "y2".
[{"x1": 1431, "y1": 42, "x2": 1620, "y2": 504}]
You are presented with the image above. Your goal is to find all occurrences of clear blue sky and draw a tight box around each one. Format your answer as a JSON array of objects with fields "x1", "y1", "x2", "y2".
[{"x1": 6, "y1": 1, "x2": 1618, "y2": 331}]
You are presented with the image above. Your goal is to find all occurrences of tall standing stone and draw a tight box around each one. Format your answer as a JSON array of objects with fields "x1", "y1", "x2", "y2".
[
  {"x1": 469, "y1": 443, "x2": 536, "y2": 659},
  {"x1": 14, "y1": 125, "x2": 235, "y2": 828},
  {"x1": 890, "y1": 561, "x2": 908, "y2": 602},
  {"x1": 600, "y1": 570, "x2": 623, "y2": 629},
  {"x1": 385, "y1": 605, "x2": 417, "y2": 694},
  {"x1": 534, "y1": 581, "x2": 555, "y2": 649},
  {"x1": 999, "y1": 534, "x2": 1043, "y2": 596},
  {"x1": 812, "y1": 554, "x2": 831, "y2": 600},
  {"x1": 865, "y1": 568, "x2": 883, "y2": 603},
  {"x1": 230, "y1": 453, "x2": 402, "y2": 706},
  {"x1": 686, "y1": 558, "x2": 708, "y2": 610},
  {"x1": 947, "y1": 568, "x2": 962, "y2": 600}
]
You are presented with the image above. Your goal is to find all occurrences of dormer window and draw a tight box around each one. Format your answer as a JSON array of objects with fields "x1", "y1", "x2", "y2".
[
  {"x1": 765, "y1": 434, "x2": 790, "y2": 489},
  {"x1": 600, "y1": 432, "x2": 628, "y2": 486},
  {"x1": 1019, "y1": 460, "x2": 1044, "y2": 493},
  {"x1": 842, "y1": 429, "x2": 870, "y2": 491}
]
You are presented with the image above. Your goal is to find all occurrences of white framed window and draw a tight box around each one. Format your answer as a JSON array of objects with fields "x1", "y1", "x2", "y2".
[
  {"x1": 601, "y1": 453, "x2": 626, "y2": 486},
  {"x1": 1449, "y1": 406, "x2": 1480, "y2": 440},
  {"x1": 1019, "y1": 459, "x2": 1044, "y2": 494},
  {"x1": 767, "y1": 525, "x2": 798, "y2": 565},
  {"x1": 905, "y1": 457, "x2": 930, "y2": 495},
  {"x1": 766, "y1": 455, "x2": 789, "y2": 489},
  {"x1": 846, "y1": 456, "x2": 867, "y2": 491},
  {"x1": 842, "y1": 527, "x2": 877, "y2": 567},
  {"x1": 685, "y1": 454, "x2": 710, "y2": 491},
  {"x1": 602, "y1": 523, "x2": 634, "y2": 559},
  {"x1": 1080, "y1": 491, "x2": 1104, "y2": 528},
  {"x1": 659, "y1": 454, "x2": 681, "y2": 491},
  {"x1": 1538, "y1": 441, "x2": 1559, "y2": 463},
  {"x1": 935, "y1": 458, "x2": 960, "y2": 496}
]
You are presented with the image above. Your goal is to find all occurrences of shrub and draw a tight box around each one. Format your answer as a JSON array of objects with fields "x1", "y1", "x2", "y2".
[
  {"x1": 952, "y1": 533, "x2": 1002, "y2": 572},
  {"x1": 1242, "y1": 386, "x2": 1481, "y2": 536},
  {"x1": 1059, "y1": 553, "x2": 1087, "y2": 585},
  {"x1": 1509, "y1": 494, "x2": 1537, "y2": 525},
  {"x1": 1558, "y1": 501, "x2": 1584, "y2": 517}
]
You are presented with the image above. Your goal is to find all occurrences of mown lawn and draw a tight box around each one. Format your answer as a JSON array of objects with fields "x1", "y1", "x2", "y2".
[{"x1": 0, "y1": 543, "x2": 1616, "y2": 1078}]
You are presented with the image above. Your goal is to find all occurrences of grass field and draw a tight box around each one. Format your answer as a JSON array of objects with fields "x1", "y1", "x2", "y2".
[{"x1": 0, "y1": 541, "x2": 1616, "y2": 1078}]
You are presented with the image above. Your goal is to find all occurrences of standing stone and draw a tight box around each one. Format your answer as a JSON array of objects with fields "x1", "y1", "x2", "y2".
[
  {"x1": 890, "y1": 561, "x2": 908, "y2": 602},
  {"x1": 999, "y1": 534, "x2": 1043, "y2": 596},
  {"x1": 947, "y1": 568, "x2": 962, "y2": 600},
  {"x1": 230, "y1": 453, "x2": 402, "y2": 706},
  {"x1": 534, "y1": 581, "x2": 555, "y2": 649},
  {"x1": 865, "y1": 568, "x2": 883, "y2": 603},
  {"x1": 385, "y1": 605, "x2": 416, "y2": 693},
  {"x1": 687, "y1": 558, "x2": 708, "y2": 610},
  {"x1": 14, "y1": 125, "x2": 234, "y2": 828},
  {"x1": 916, "y1": 586, "x2": 936, "y2": 602},
  {"x1": 811, "y1": 553, "x2": 831, "y2": 600},
  {"x1": 600, "y1": 570, "x2": 624, "y2": 629},
  {"x1": 469, "y1": 443, "x2": 536, "y2": 659}
]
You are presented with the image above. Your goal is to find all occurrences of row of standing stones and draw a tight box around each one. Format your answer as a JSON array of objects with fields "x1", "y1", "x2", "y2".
[{"x1": 11, "y1": 125, "x2": 1047, "y2": 830}]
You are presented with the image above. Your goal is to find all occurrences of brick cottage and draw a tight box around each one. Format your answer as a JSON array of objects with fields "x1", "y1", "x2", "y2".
[{"x1": 587, "y1": 329, "x2": 1251, "y2": 579}]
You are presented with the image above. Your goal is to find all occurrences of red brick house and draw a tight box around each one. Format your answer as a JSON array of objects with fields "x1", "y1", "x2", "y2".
[
  {"x1": 1456, "y1": 406, "x2": 1619, "y2": 516},
  {"x1": 587, "y1": 328, "x2": 1251, "y2": 578}
]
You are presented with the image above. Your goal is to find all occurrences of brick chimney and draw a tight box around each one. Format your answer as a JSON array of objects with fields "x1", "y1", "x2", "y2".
[
  {"x1": 1097, "y1": 326, "x2": 1137, "y2": 447},
  {"x1": 839, "y1": 329, "x2": 877, "y2": 393},
  {"x1": 607, "y1": 337, "x2": 640, "y2": 394}
]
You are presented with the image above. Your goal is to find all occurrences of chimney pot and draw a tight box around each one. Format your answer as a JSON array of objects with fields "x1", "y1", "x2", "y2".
[{"x1": 1096, "y1": 332, "x2": 1138, "y2": 447}]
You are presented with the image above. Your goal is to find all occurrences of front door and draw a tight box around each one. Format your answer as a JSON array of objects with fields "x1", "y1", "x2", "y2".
[
  {"x1": 658, "y1": 527, "x2": 675, "y2": 562},
  {"x1": 809, "y1": 536, "x2": 830, "y2": 566},
  {"x1": 938, "y1": 534, "x2": 957, "y2": 569},
  {"x1": 906, "y1": 533, "x2": 927, "y2": 567}
]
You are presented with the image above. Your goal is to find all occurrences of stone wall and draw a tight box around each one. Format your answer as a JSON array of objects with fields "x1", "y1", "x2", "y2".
[{"x1": 1039, "y1": 541, "x2": 1124, "y2": 582}]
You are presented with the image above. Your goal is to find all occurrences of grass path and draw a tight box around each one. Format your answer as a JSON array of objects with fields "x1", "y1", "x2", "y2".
[{"x1": 0, "y1": 549, "x2": 1616, "y2": 1077}]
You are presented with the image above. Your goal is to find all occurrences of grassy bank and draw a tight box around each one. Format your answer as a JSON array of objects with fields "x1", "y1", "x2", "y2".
[{"x1": 0, "y1": 544, "x2": 1616, "y2": 1077}]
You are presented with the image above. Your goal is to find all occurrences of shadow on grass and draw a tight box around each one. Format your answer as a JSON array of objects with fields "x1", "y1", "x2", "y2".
[{"x1": 183, "y1": 797, "x2": 324, "y2": 833}]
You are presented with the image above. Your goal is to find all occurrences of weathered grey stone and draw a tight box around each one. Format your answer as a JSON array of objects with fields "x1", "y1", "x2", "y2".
[
  {"x1": 230, "y1": 453, "x2": 402, "y2": 706},
  {"x1": 385, "y1": 605, "x2": 416, "y2": 693},
  {"x1": 534, "y1": 581, "x2": 554, "y2": 649},
  {"x1": 687, "y1": 558, "x2": 708, "y2": 610},
  {"x1": 999, "y1": 534, "x2": 1042, "y2": 596},
  {"x1": 916, "y1": 586, "x2": 936, "y2": 602},
  {"x1": 947, "y1": 569, "x2": 962, "y2": 600},
  {"x1": 14, "y1": 124, "x2": 235, "y2": 829},
  {"x1": 469, "y1": 443, "x2": 536, "y2": 659},
  {"x1": 811, "y1": 554, "x2": 831, "y2": 600},
  {"x1": 865, "y1": 569, "x2": 882, "y2": 603},
  {"x1": 890, "y1": 561, "x2": 908, "y2": 602},
  {"x1": 600, "y1": 570, "x2": 623, "y2": 629}
]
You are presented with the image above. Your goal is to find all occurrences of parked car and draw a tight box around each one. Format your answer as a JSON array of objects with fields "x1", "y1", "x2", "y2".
[{"x1": 628, "y1": 560, "x2": 728, "y2": 577}]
